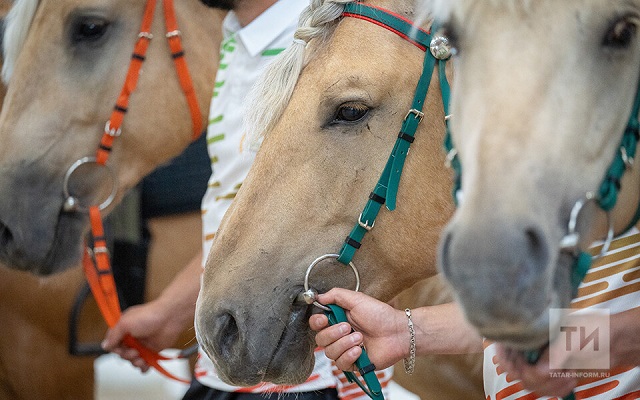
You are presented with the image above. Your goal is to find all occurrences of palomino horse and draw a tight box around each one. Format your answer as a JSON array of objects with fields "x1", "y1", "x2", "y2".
[
  {"x1": 0, "y1": 0, "x2": 222, "y2": 275},
  {"x1": 434, "y1": 0, "x2": 640, "y2": 350},
  {"x1": 195, "y1": 0, "x2": 469, "y2": 389},
  {"x1": 0, "y1": 0, "x2": 224, "y2": 397}
]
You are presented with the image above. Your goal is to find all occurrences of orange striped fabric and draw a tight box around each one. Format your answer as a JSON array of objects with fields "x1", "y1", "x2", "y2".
[{"x1": 484, "y1": 229, "x2": 640, "y2": 400}]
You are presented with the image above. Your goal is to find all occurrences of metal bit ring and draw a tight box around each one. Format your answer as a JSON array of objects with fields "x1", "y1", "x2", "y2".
[
  {"x1": 303, "y1": 254, "x2": 360, "y2": 311},
  {"x1": 560, "y1": 192, "x2": 614, "y2": 259},
  {"x1": 62, "y1": 156, "x2": 118, "y2": 213}
]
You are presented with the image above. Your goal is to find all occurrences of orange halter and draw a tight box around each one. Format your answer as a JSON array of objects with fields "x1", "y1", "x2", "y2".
[{"x1": 82, "y1": 0, "x2": 204, "y2": 384}]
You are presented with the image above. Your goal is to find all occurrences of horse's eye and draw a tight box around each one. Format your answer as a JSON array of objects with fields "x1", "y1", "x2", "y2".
[
  {"x1": 71, "y1": 17, "x2": 110, "y2": 44},
  {"x1": 334, "y1": 104, "x2": 369, "y2": 123},
  {"x1": 603, "y1": 18, "x2": 637, "y2": 49}
]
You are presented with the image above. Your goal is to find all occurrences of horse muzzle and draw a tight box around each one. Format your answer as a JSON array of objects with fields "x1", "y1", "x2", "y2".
[{"x1": 194, "y1": 285, "x2": 316, "y2": 386}]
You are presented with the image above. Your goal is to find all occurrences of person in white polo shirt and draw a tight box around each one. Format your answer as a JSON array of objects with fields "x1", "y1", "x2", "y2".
[{"x1": 102, "y1": 1, "x2": 393, "y2": 399}]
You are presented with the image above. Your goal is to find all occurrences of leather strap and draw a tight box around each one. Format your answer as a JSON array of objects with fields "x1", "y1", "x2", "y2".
[{"x1": 84, "y1": 0, "x2": 203, "y2": 383}]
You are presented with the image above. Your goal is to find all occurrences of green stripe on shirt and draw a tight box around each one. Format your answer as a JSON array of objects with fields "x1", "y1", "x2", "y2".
[
  {"x1": 262, "y1": 48, "x2": 286, "y2": 56},
  {"x1": 207, "y1": 133, "x2": 225, "y2": 144}
]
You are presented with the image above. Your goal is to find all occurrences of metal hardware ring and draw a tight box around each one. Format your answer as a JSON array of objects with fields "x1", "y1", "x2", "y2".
[
  {"x1": 62, "y1": 157, "x2": 118, "y2": 212},
  {"x1": 560, "y1": 192, "x2": 615, "y2": 260},
  {"x1": 303, "y1": 254, "x2": 360, "y2": 311}
]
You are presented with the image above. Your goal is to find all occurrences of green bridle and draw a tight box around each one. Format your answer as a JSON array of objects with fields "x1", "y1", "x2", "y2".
[{"x1": 337, "y1": 2, "x2": 452, "y2": 266}]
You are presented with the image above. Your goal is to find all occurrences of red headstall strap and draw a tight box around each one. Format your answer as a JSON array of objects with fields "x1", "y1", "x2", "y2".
[{"x1": 84, "y1": 0, "x2": 202, "y2": 384}]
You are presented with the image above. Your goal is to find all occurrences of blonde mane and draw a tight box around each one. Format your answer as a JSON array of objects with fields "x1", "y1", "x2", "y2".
[
  {"x1": 243, "y1": 0, "x2": 353, "y2": 146},
  {"x1": 3, "y1": 0, "x2": 39, "y2": 83}
]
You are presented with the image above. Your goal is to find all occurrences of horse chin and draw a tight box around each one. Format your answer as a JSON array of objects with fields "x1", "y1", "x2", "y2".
[
  {"x1": 0, "y1": 208, "x2": 86, "y2": 275},
  {"x1": 479, "y1": 309, "x2": 552, "y2": 351},
  {"x1": 195, "y1": 299, "x2": 316, "y2": 386},
  {"x1": 478, "y1": 258, "x2": 574, "y2": 352}
]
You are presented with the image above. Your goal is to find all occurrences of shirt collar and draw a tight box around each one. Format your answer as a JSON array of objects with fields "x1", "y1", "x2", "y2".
[{"x1": 223, "y1": 0, "x2": 310, "y2": 57}]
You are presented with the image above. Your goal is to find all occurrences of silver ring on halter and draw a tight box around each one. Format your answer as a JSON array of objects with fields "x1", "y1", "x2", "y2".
[
  {"x1": 62, "y1": 157, "x2": 118, "y2": 213},
  {"x1": 559, "y1": 192, "x2": 615, "y2": 260},
  {"x1": 302, "y1": 254, "x2": 360, "y2": 312}
]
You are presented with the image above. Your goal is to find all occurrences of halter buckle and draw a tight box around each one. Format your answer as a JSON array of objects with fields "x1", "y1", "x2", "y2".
[
  {"x1": 104, "y1": 120, "x2": 122, "y2": 137},
  {"x1": 358, "y1": 213, "x2": 375, "y2": 231},
  {"x1": 138, "y1": 32, "x2": 154, "y2": 40},
  {"x1": 166, "y1": 30, "x2": 181, "y2": 38},
  {"x1": 93, "y1": 246, "x2": 109, "y2": 255},
  {"x1": 405, "y1": 109, "x2": 424, "y2": 123}
]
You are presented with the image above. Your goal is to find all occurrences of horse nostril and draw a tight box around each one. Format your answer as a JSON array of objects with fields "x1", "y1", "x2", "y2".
[
  {"x1": 0, "y1": 220, "x2": 14, "y2": 249},
  {"x1": 523, "y1": 226, "x2": 549, "y2": 279},
  {"x1": 215, "y1": 312, "x2": 240, "y2": 359}
]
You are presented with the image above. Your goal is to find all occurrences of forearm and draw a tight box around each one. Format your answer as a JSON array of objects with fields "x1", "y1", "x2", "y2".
[
  {"x1": 611, "y1": 306, "x2": 640, "y2": 367},
  {"x1": 412, "y1": 302, "x2": 483, "y2": 355},
  {"x1": 154, "y1": 251, "x2": 203, "y2": 331}
]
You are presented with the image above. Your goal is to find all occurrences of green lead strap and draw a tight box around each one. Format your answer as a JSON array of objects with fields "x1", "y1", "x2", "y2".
[{"x1": 324, "y1": 304, "x2": 384, "y2": 400}]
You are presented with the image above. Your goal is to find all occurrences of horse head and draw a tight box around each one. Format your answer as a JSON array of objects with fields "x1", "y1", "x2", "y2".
[
  {"x1": 0, "y1": 0, "x2": 222, "y2": 274},
  {"x1": 195, "y1": 0, "x2": 453, "y2": 386},
  {"x1": 436, "y1": 0, "x2": 640, "y2": 349}
]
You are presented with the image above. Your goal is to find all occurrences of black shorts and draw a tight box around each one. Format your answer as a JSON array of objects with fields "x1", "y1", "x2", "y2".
[{"x1": 181, "y1": 379, "x2": 340, "y2": 400}]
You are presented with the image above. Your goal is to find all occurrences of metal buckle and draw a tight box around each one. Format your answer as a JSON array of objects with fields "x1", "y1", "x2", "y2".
[
  {"x1": 93, "y1": 246, "x2": 109, "y2": 255},
  {"x1": 358, "y1": 213, "x2": 375, "y2": 231},
  {"x1": 166, "y1": 30, "x2": 181, "y2": 38},
  {"x1": 138, "y1": 32, "x2": 154, "y2": 40},
  {"x1": 104, "y1": 120, "x2": 122, "y2": 137},
  {"x1": 405, "y1": 109, "x2": 424, "y2": 122}
]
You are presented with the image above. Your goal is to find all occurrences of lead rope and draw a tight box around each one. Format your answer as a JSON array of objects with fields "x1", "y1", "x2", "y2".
[{"x1": 84, "y1": 0, "x2": 203, "y2": 384}]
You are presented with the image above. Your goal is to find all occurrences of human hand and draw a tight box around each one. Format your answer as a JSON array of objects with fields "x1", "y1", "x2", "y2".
[
  {"x1": 308, "y1": 288, "x2": 407, "y2": 371},
  {"x1": 495, "y1": 344, "x2": 577, "y2": 397},
  {"x1": 101, "y1": 299, "x2": 185, "y2": 372}
]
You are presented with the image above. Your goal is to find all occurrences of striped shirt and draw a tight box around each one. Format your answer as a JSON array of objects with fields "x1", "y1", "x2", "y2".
[
  {"x1": 484, "y1": 228, "x2": 640, "y2": 399},
  {"x1": 197, "y1": 2, "x2": 393, "y2": 397}
]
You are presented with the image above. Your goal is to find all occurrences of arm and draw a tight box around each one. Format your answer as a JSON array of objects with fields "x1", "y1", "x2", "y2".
[
  {"x1": 610, "y1": 307, "x2": 640, "y2": 367},
  {"x1": 101, "y1": 251, "x2": 203, "y2": 372},
  {"x1": 309, "y1": 288, "x2": 482, "y2": 371}
]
